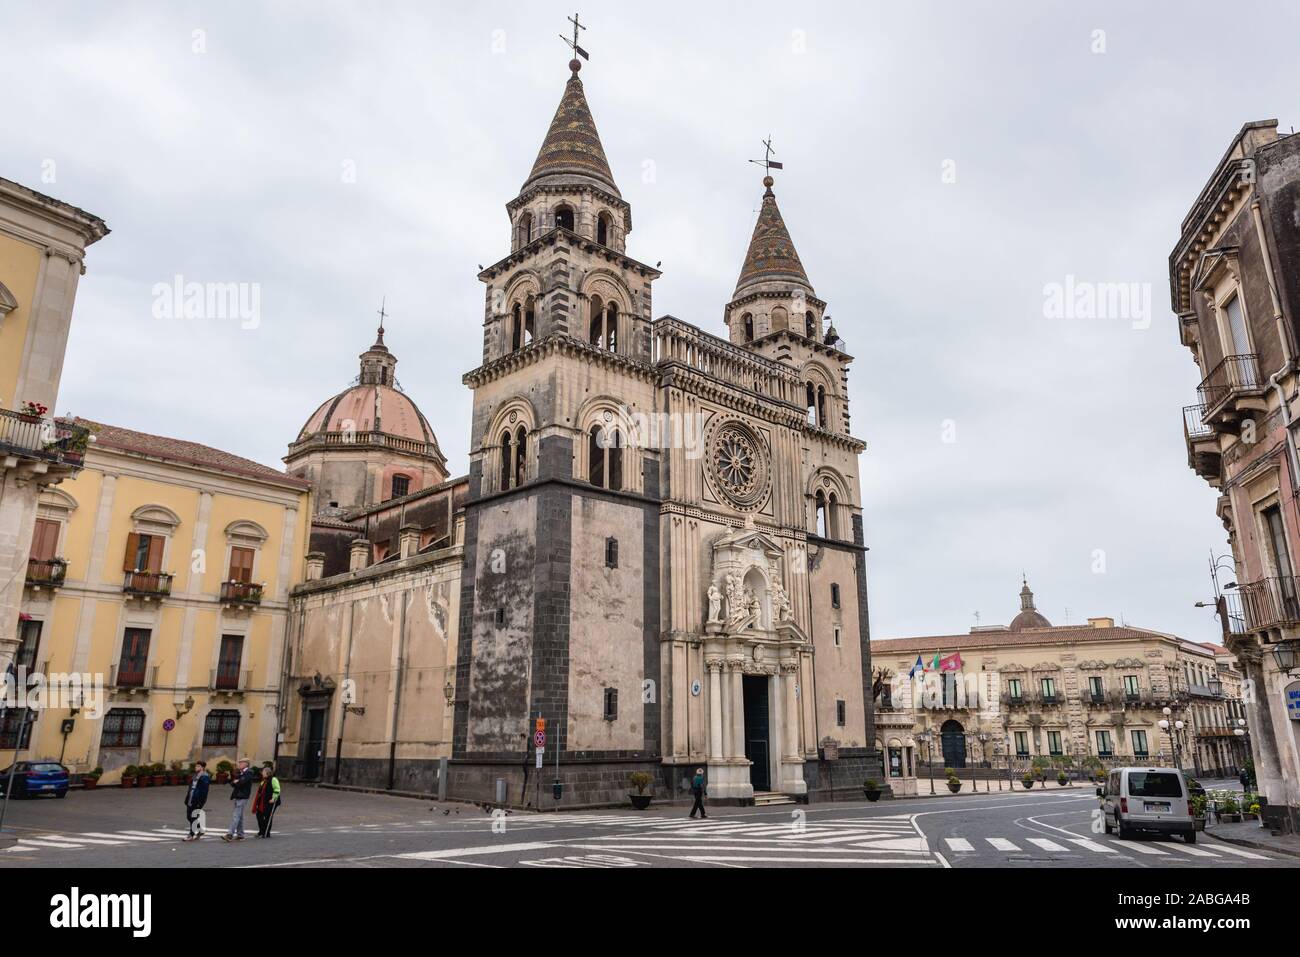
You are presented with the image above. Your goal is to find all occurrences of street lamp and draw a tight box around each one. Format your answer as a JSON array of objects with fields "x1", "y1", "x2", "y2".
[
  {"x1": 979, "y1": 731, "x2": 990, "y2": 792},
  {"x1": 1270, "y1": 640, "x2": 1300, "y2": 675},
  {"x1": 919, "y1": 729, "x2": 935, "y2": 795}
]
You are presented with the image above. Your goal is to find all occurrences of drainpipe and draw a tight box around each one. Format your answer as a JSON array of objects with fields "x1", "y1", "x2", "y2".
[{"x1": 387, "y1": 592, "x2": 409, "y2": 791}]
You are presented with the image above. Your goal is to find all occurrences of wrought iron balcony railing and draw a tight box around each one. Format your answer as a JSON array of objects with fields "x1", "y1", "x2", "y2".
[
  {"x1": 1182, "y1": 403, "x2": 1222, "y2": 481},
  {"x1": 26, "y1": 557, "x2": 67, "y2": 587},
  {"x1": 123, "y1": 570, "x2": 173, "y2": 597},
  {"x1": 0, "y1": 408, "x2": 91, "y2": 470},
  {"x1": 219, "y1": 580, "x2": 264, "y2": 605},
  {"x1": 1197, "y1": 354, "x2": 1262, "y2": 415},
  {"x1": 1224, "y1": 577, "x2": 1300, "y2": 634}
]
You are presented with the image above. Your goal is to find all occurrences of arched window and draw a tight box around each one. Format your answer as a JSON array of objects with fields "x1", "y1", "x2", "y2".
[
  {"x1": 806, "y1": 312, "x2": 817, "y2": 338},
  {"x1": 499, "y1": 431, "x2": 513, "y2": 490},
  {"x1": 522, "y1": 299, "x2": 535, "y2": 347},
  {"x1": 827, "y1": 492, "x2": 839, "y2": 538},
  {"x1": 806, "y1": 383, "x2": 817, "y2": 424},
  {"x1": 588, "y1": 425, "x2": 623, "y2": 491},
  {"x1": 589, "y1": 295, "x2": 604, "y2": 347},
  {"x1": 519, "y1": 212, "x2": 533, "y2": 247},
  {"x1": 514, "y1": 425, "x2": 527, "y2": 487},
  {"x1": 771, "y1": 306, "x2": 787, "y2": 331},
  {"x1": 605, "y1": 303, "x2": 618, "y2": 352},
  {"x1": 555, "y1": 205, "x2": 575, "y2": 231},
  {"x1": 817, "y1": 385, "x2": 827, "y2": 428},
  {"x1": 815, "y1": 490, "x2": 827, "y2": 537},
  {"x1": 597, "y1": 211, "x2": 611, "y2": 246},
  {"x1": 742, "y1": 313, "x2": 754, "y2": 343},
  {"x1": 510, "y1": 303, "x2": 523, "y2": 352}
]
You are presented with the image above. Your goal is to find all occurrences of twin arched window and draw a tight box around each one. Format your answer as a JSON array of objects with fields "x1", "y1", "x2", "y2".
[
  {"x1": 589, "y1": 296, "x2": 618, "y2": 351},
  {"x1": 510, "y1": 301, "x2": 535, "y2": 353},
  {"x1": 499, "y1": 425, "x2": 528, "y2": 490},
  {"x1": 806, "y1": 382, "x2": 828, "y2": 427},
  {"x1": 588, "y1": 425, "x2": 624, "y2": 490},
  {"x1": 814, "y1": 489, "x2": 839, "y2": 538}
]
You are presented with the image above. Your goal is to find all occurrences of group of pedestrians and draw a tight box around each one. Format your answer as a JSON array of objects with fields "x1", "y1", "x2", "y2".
[{"x1": 182, "y1": 758, "x2": 282, "y2": 842}]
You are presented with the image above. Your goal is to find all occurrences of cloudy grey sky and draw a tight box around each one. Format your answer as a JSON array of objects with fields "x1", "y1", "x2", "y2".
[{"x1": 6, "y1": 0, "x2": 1298, "y2": 644}]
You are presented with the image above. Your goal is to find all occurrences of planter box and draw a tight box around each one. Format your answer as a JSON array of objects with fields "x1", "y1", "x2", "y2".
[
  {"x1": 81, "y1": 778, "x2": 99, "y2": 790},
  {"x1": 629, "y1": 794, "x2": 652, "y2": 810},
  {"x1": 946, "y1": 781, "x2": 962, "y2": 793},
  {"x1": 120, "y1": 777, "x2": 136, "y2": 789},
  {"x1": 863, "y1": 789, "x2": 882, "y2": 802}
]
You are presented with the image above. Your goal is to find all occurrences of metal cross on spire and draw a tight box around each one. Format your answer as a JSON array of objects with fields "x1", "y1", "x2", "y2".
[
  {"x1": 749, "y1": 135, "x2": 785, "y2": 177},
  {"x1": 560, "y1": 12, "x2": 589, "y2": 64},
  {"x1": 376, "y1": 296, "x2": 388, "y2": 341}
]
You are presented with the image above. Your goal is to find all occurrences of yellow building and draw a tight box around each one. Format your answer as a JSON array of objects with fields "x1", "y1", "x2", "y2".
[
  {"x1": 0, "y1": 176, "x2": 108, "y2": 673},
  {"x1": 3, "y1": 419, "x2": 310, "y2": 783}
]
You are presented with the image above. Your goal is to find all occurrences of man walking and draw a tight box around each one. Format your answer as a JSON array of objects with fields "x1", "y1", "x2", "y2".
[
  {"x1": 252, "y1": 765, "x2": 282, "y2": 838},
  {"x1": 182, "y1": 761, "x2": 210, "y2": 841},
  {"x1": 689, "y1": 767, "x2": 707, "y2": 819},
  {"x1": 221, "y1": 758, "x2": 256, "y2": 843}
]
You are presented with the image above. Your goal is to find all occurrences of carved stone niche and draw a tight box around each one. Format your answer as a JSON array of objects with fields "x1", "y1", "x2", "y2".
[
  {"x1": 1112, "y1": 657, "x2": 1145, "y2": 669},
  {"x1": 707, "y1": 525, "x2": 806, "y2": 646},
  {"x1": 1077, "y1": 660, "x2": 1110, "y2": 671}
]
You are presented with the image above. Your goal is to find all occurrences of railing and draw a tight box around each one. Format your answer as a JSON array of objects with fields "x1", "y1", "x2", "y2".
[
  {"x1": 1183, "y1": 403, "x2": 1213, "y2": 440},
  {"x1": 1226, "y1": 576, "x2": 1300, "y2": 633},
  {"x1": 110, "y1": 664, "x2": 158, "y2": 689},
  {"x1": 211, "y1": 667, "x2": 253, "y2": 691},
  {"x1": 26, "y1": 557, "x2": 67, "y2": 586},
  {"x1": 123, "y1": 570, "x2": 173, "y2": 597},
  {"x1": 652, "y1": 317, "x2": 804, "y2": 407},
  {"x1": 1197, "y1": 354, "x2": 1261, "y2": 412},
  {"x1": 288, "y1": 429, "x2": 440, "y2": 458},
  {"x1": 0, "y1": 409, "x2": 91, "y2": 469},
  {"x1": 219, "y1": 581, "x2": 264, "y2": 605},
  {"x1": 1187, "y1": 682, "x2": 1221, "y2": 699}
]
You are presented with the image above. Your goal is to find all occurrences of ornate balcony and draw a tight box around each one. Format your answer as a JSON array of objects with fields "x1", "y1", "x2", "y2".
[
  {"x1": 122, "y1": 570, "x2": 173, "y2": 599},
  {"x1": 0, "y1": 409, "x2": 92, "y2": 480},
  {"x1": 219, "y1": 580, "x2": 264, "y2": 606},
  {"x1": 25, "y1": 557, "x2": 67, "y2": 590},
  {"x1": 1182, "y1": 404, "x2": 1221, "y2": 482},
  {"x1": 1197, "y1": 354, "x2": 1267, "y2": 430},
  {"x1": 1227, "y1": 577, "x2": 1300, "y2": 633}
]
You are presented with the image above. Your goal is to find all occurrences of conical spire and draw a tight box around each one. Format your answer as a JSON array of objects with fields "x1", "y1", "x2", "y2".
[
  {"x1": 522, "y1": 63, "x2": 620, "y2": 196},
  {"x1": 734, "y1": 177, "x2": 811, "y2": 297}
]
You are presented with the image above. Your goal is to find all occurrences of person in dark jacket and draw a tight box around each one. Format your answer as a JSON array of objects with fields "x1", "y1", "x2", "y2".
[
  {"x1": 689, "y1": 767, "x2": 707, "y2": 819},
  {"x1": 182, "y1": 761, "x2": 210, "y2": 842},
  {"x1": 1240, "y1": 767, "x2": 1250, "y2": 789},
  {"x1": 221, "y1": 758, "x2": 256, "y2": 843},
  {"x1": 252, "y1": 765, "x2": 282, "y2": 838}
]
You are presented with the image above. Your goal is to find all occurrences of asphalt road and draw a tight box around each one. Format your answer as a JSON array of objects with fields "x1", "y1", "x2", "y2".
[{"x1": 0, "y1": 780, "x2": 1289, "y2": 869}]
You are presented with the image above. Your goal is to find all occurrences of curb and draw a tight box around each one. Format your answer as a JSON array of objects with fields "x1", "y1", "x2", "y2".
[{"x1": 1204, "y1": 828, "x2": 1300, "y2": 859}]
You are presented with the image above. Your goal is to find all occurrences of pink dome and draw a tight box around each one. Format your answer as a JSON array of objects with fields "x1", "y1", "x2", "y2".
[{"x1": 298, "y1": 383, "x2": 435, "y2": 444}]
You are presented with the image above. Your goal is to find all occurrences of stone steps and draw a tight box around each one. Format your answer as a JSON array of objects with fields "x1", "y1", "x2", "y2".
[{"x1": 753, "y1": 791, "x2": 796, "y2": 807}]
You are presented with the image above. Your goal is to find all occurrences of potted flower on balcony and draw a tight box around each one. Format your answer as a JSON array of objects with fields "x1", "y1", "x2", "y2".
[
  {"x1": 81, "y1": 767, "x2": 103, "y2": 790},
  {"x1": 628, "y1": 771, "x2": 653, "y2": 810},
  {"x1": 121, "y1": 765, "x2": 139, "y2": 788},
  {"x1": 944, "y1": 768, "x2": 962, "y2": 793},
  {"x1": 1021, "y1": 773, "x2": 1035, "y2": 790},
  {"x1": 17, "y1": 400, "x2": 48, "y2": 421},
  {"x1": 863, "y1": 778, "x2": 882, "y2": 802},
  {"x1": 215, "y1": 760, "x2": 233, "y2": 785}
]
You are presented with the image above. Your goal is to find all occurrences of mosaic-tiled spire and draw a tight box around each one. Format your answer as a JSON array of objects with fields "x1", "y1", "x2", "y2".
[
  {"x1": 734, "y1": 177, "x2": 811, "y2": 296},
  {"x1": 522, "y1": 62, "x2": 620, "y2": 196}
]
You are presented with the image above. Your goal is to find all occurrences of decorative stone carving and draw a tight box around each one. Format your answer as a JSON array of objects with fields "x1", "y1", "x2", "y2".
[
  {"x1": 707, "y1": 582, "x2": 723, "y2": 624},
  {"x1": 703, "y1": 417, "x2": 771, "y2": 511}
]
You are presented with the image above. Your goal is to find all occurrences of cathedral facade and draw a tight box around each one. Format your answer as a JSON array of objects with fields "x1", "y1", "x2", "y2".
[{"x1": 281, "y1": 53, "x2": 883, "y2": 806}]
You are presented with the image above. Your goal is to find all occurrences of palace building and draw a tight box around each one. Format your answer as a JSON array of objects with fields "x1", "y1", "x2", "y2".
[{"x1": 279, "y1": 44, "x2": 882, "y2": 806}]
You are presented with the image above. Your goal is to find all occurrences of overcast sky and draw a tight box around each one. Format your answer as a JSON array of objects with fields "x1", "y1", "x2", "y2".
[{"x1": 6, "y1": 0, "x2": 1299, "y2": 645}]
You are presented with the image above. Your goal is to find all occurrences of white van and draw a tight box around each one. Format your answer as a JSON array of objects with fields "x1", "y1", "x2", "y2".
[{"x1": 1098, "y1": 767, "x2": 1196, "y2": 843}]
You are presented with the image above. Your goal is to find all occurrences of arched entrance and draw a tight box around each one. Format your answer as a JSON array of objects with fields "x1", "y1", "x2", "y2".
[{"x1": 940, "y1": 719, "x2": 967, "y2": 769}]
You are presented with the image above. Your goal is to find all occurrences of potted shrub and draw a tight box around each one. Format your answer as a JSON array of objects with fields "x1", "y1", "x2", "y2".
[
  {"x1": 168, "y1": 760, "x2": 184, "y2": 785},
  {"x1": 215, "y1": 760, "x2": 233, "y2": 785},
  {"x1": 121, "y1": 765, "x2": 139, "y2": 788},
  {"x1": 150, "y1": 762, "x2": 166, "y2": 787},
  {"x1": 628, "y1": 771, "x2": 653, "y2": 810},
  {"x1": 1191, "y1": 793, "x2": 1208, "y2": 831},
  {"x1": 1220, "y1": 794, "x2": 1242, "y2": 823},
  {"x1": 81, "y1": 767, "x2": 103, "y2": 790},
  {"x1": 1056, "y1": 771, "x2": 1069, "y2": 787},
  {"x1": 1021, "y1": 773, "x2": 1035, "y2": 790},
  {"x1": 1246, "y1": 801, "x2": 1261, "y2": 821},
  {"x1": 944, "y1": 768, "x2": 962, "y2": 793},
  {"x1": 863, "y1": 778, "x2": 882, "y2": 802}
]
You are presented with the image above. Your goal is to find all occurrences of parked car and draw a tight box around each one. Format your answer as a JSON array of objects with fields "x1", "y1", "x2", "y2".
[
  {"x1": 0, "y1": 762, "x2": 70, "y2": 799},
  {"x1": 1097, "y1": 766, "x2": 1195, "y2": 843}
]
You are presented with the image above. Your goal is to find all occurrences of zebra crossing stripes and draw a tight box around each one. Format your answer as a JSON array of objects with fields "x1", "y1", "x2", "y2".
[
  {"x1": 1026, "y1": 837, "x2": 1068, "y2": 852},
  {"x1": 1, "y1": 826, "x2": 192, "y2": 854}
]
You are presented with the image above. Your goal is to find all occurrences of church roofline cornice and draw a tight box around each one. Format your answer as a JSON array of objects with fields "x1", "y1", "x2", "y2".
[
  {"x1": 747, "y1": 328, "x2": 854, "y2": 363},
  {"x1": 726, "y1": 287, "x2": 827, "y2": 313},
  {"x1": 477, "y1": 226, "x2": 661, "y2": 283},
  {"x1": 462, "y1": 331, "x2": 659, "y2": 388}
]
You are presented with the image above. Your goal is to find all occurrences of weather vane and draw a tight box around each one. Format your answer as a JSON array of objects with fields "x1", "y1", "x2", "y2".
[
  {"x1": 560, "y1": 12, "x2": 589, "y2": 66},
  {"x1": 749, "y1": 135, "x2": 784, "y2": 179}
]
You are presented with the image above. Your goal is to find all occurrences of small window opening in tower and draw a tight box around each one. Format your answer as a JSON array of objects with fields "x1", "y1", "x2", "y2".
[
  {"x1": 817, "y1": 385, "x2": 827, "y2": 428},
  {"x1": 815, "y1": 490, "x2": 827, "y2": 538},
  {"x1": 806, "y1": 382, "x2": 816, "y2": 424},
  {"x1": 806, "y1": 311, "x2": 817, "y2": 338},
  {"x1": 511, "y1": 303, "x2": 523, "y2": 352},
  {"x1": 827, "y1": 491, "x2": 838, "y2": 538},
  {"x1": 555, "y1": 205, "x2": 575, "y2": 231},
  {"x1": 514, "y1": 425, "x2": 527, "y2": 486},
  {"x1": 605, "y1": 303, "x2": 617, "y2": 352},
  {"x1": 499, "y1": 430, "x2": 513, "y2": 490},
  {"x1": 742, "y1": 313, "x2": 754, "y2": 343},
  {"x1": 523, "y1": 298, "x2": 535, "y2": 347},
  {"x1": 597, "y1": 212, "x2": 610, "y2": 246},
  {"x1": 519, "y1": 211, "x2": 533, "y2": 246}
]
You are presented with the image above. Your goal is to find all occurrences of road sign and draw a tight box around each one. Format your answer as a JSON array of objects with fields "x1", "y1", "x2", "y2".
[
  {"x1": 162, "y1": 719, "x2": 175, "y2": 732},
  {"x1": 535, "y1": 747, "x2": 544, "y2": 769},
  {"x1": 534, "y1": 729, "x2": 546, "y2": 748},
  {"x1": 535, "y1": 717, "x2": 545, "y2": 733}
]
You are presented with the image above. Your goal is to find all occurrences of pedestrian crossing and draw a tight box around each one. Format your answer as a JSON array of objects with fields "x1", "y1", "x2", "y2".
[
  {"x1": 936, "y1": 833, "x2": 1272, "y2": 861},
  {"x1": 1, "y1": 826, "x2": 199, "y2": 854}
]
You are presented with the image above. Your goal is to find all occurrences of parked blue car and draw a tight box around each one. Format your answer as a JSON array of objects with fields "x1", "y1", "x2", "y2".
[{"x1": 0, "y1": 762, "x2": 69, "y2": 798}]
